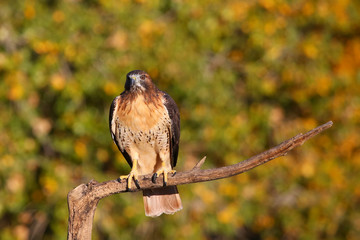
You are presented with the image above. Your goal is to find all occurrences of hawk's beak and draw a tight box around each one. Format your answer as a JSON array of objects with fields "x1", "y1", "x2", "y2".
[
  {"x1": 128, "y1": 78, "x2": 133, "y2": 87},
  {"x1": 125, "y1": 75, "x2": 143, "y2": 91},
  {"x1": 132, "y1": 76, "x2": 142, "y2": 88}
]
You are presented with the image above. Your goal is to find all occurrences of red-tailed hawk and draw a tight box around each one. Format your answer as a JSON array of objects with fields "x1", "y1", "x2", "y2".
[{"x1": 109, "y1": 70, "x2": 182, "y2": 217}]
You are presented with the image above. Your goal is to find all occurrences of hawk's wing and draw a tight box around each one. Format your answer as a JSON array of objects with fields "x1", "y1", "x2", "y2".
[
  {"x1": 162, "y1": 91, "x2": 180, "y2": 168},
  {"x1": 109, "y1": 96, "x2": 133, "y2": 168}
]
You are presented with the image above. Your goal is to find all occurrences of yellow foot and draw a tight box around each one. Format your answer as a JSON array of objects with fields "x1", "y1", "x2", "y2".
[
  {"x1": 118, "y1": 171, "x2": 140, "y2": 190},
  {"x1": 152, "y1": 169, "x2": 176, "y2": 186}
]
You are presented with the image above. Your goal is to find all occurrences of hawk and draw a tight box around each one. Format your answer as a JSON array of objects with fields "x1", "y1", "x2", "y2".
[{"x1": 109, "y1": 70, "x2": 182, "y2": 217}]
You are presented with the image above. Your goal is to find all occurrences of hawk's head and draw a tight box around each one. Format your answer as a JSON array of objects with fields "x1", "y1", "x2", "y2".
[{"x1": 125, "y1": 70, "x2": 154, "y2": 92}]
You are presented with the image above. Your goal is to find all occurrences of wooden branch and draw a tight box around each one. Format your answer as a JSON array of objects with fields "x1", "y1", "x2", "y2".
[{"x1": 67, "y1": 121, "x2": 333, "y2": 240}]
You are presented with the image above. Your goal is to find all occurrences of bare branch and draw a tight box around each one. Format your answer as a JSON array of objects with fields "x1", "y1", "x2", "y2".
[{"x1": 67, "y1": 121, "x2": 333, "y2": 240}]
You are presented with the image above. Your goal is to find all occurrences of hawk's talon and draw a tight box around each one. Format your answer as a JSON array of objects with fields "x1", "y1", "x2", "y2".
[
  {"x1": 119, "y1": 175, "x2": 129, "y2": 180},
  {"x1": 119, "y1": 171, "x2": 139, "y2": 190},
  {"x1": 170, "y1": 170, "x2": 177, "y2": 176},
  {"x1": 118, "y1": 159, "x2": 140, "y2": 190},
  {"x1": 153, "y1": 169, "x2": 176, "y2": 187},
  {"x1": 134, "y1": 179, "x2": 140, "y2": 189},
  {"x1": 152, "y1": 173, "x2": 158, "y2": 183}
]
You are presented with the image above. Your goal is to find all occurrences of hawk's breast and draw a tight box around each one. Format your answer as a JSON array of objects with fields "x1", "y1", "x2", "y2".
[{"x1": 113, "y1": 94, "x2": 171, "y2": 153}]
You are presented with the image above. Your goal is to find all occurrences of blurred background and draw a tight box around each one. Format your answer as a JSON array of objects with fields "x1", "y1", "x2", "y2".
[{"x1": 0, "y1": 0, "x2": 359, "y2": 239}]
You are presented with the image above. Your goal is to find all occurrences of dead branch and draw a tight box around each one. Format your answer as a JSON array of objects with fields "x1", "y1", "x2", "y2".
[{"x1": 67, "y1": 121, "x2": 333, "y2": 240}]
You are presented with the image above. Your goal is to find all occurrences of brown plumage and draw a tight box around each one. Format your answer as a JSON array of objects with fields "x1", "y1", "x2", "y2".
[{"x1": 109, "y1": 70, "x2": 182, "y2": 217}]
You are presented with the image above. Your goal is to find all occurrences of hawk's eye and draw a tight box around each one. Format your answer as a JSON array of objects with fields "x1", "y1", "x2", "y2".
[{"x1": 140, "y1": 75, "x2": 145, "y2": 80}]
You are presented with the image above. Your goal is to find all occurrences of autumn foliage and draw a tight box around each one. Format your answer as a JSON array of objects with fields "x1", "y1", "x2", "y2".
[{"x1": 0, "y1": 0, "x2": 359, "y2": 239}]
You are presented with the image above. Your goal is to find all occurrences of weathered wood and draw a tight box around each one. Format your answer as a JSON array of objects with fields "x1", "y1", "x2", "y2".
[
  {"x1": 67, "y1": 121, "x2": 333, "y2": 239},
  {"x1": 67, "y1": 180, "x2": 100, "y2": 240}
]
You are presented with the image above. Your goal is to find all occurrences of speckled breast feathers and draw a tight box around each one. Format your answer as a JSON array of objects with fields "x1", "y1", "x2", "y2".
[{"x1": 110, "y1": 93, "x2": 172, "y2": 175}]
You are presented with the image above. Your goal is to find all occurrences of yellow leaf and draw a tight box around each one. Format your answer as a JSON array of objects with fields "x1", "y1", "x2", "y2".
[
  {"x1": 137, "y1": 20, "x2": 165, "y2": 47},
  {"x1": 52, "y1": 10, "x2": 65, "y2": 23},
  {"x1": 103, "y1": 81, "x2": 119, "y2": 96},
  {"x1": 301, "y1": 159, "x2": 315, "y2": 178},
  {"x1": 1, "y1": 155, "x2": 14, "y2": 167},
  {"x1": 259, "y1": 0, "x2": 275, "y2": 10},
  {"x1": 217, "y1": 205, "x2": 237, "y2": 224},
  {"x1": 24, "y1": 4, "x2": 35, "y2": 20},
  {"x1": 75, "y1": 139, "x2": 88, "y2": 158},
  {"x1": 51, "y1": 74, "x2": 66, "y2": 90},
  {"x1": 302, "y1": 2, "x2": 314, "y2": 16},
  {"x1": 97, "y1": 148, "x2": 109, "y2": 163},
  {"x1": 42, "y1": 176, "x2": 58, "y2": 195},
  {"x1": 335, "y1": 38, "x2": 360, "y2": 78},
  {"x1": 219, "y1": 182, "x2": 238, "y2": 197},
  {"x1": 33, "y1": 40, "x2": 59, "y2": 55},
  {"x1": 8, "y1": 83, "x2": 24, "y2": 100},
  {"x1": 303, "y1": 43, "x2": 318, "y2": 58},
  {"x1": 194, "y1": 184, "x2": 216, "y2": 205},
  {"x1": 225, "y1": 1, "x2": 250, "y2": 21},
  {"x1": 332, "y1": 0, "x2": 350, "y2": 26},
  {"x1": 302, "y1": 118, "x2": 317, "y2": 130},
  {"x1": 65, "y1": 45, "x2": 76, "y2": 61},
  {"x1": 264, "y1": 21, "x2": 277, "y2": 36},
  {"x1": 278, "y1": 3, "x2": 292, "y2": 16},
  {"x1": 315, "y1": 75, "x2": 331, "y2": 96}
]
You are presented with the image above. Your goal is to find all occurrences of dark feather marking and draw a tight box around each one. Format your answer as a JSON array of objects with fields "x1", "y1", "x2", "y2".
[{"x1": 161, "y1": 91, "x2": 180, "y2": 168}]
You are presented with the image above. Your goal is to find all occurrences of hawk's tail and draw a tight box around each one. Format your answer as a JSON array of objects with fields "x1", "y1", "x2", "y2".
[{"x1": 142, "y1": 186, "x2": 182, "y2": 217}]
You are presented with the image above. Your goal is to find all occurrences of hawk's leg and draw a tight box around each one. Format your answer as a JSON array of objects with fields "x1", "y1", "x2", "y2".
[
  {"x1": 119, "y1": 158, "x2": 140, "y2": 190},
  {"x1": 152, "y1": 161, "x2": 176, "y2": 186}
]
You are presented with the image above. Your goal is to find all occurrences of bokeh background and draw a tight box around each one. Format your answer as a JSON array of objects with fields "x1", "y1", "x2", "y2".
[{"x1": 1, "y1": 0, "x2": 360, "y2": 239}]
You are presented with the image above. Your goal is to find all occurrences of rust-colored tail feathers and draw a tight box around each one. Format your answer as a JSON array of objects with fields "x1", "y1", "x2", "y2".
[{"x1": 143, "y1": 186, "x2": 182, "y2": 217}]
